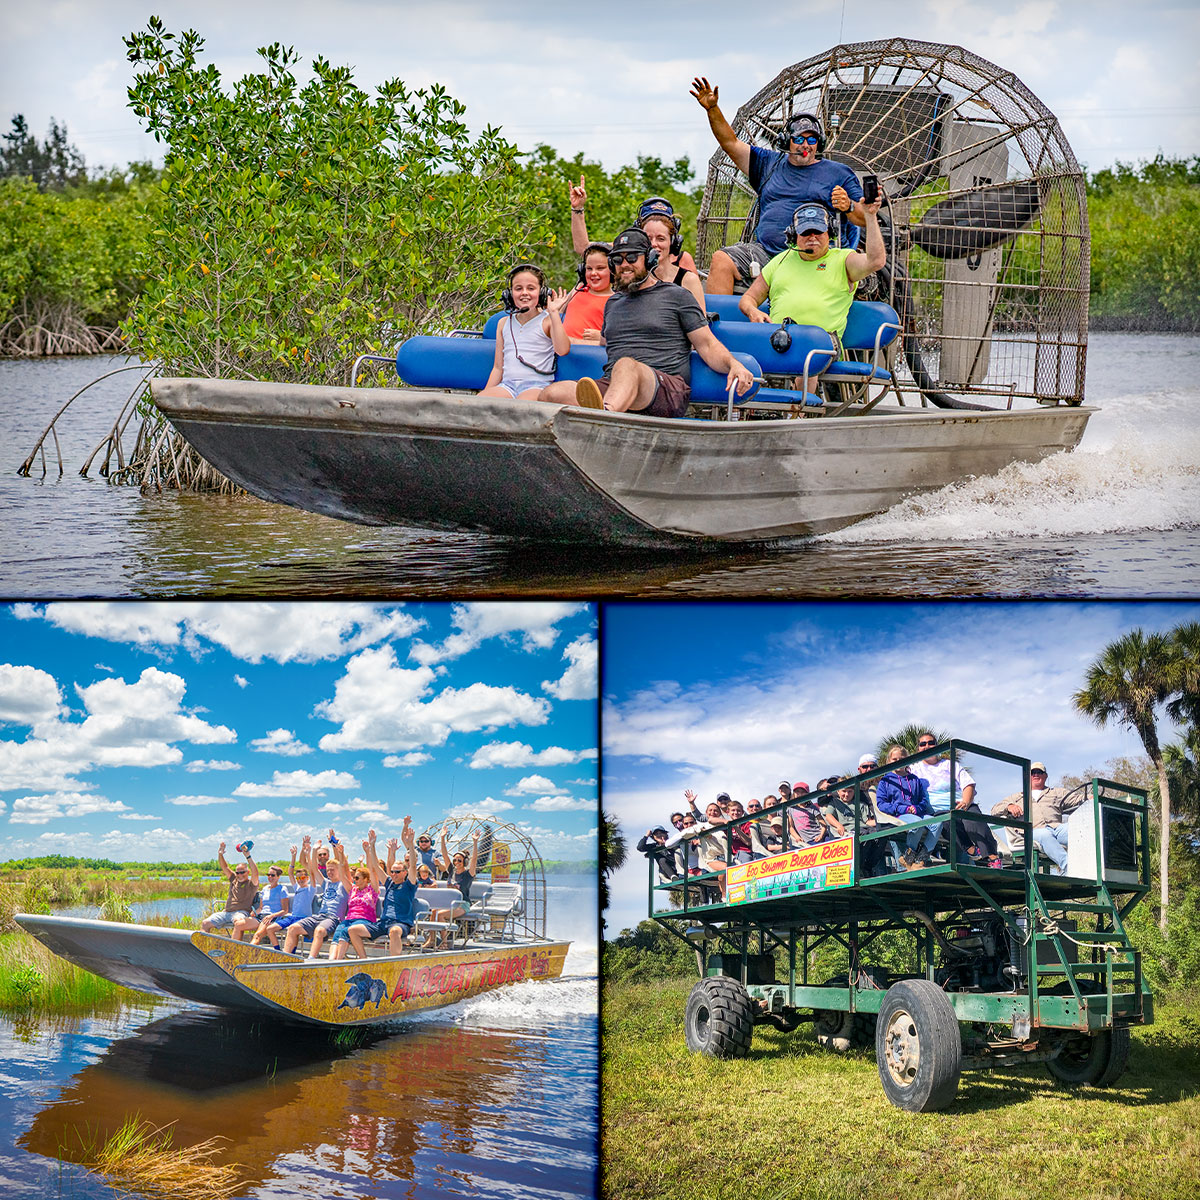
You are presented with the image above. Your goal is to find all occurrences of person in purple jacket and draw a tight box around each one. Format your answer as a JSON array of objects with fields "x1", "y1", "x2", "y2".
[{"x1": 876, "y1": 745, "x2": 941, "y2": 870}]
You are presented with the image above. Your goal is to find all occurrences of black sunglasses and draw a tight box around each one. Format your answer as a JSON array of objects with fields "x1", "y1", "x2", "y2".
[{"x1": 609, "y1": 250, "x2": 643, "y2": 264}]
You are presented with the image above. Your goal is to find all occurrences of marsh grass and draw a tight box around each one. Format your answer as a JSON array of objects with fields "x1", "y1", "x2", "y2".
[
  {"x1": 0, "y1": 932, "x2": 147, "y2": 1013},
  {"x1": 66, "y1": 1117, "x2": 242, "y2": 1200},
  {"x1": 603, "y1": 978, "x2": 1200, "y2": 1200}
]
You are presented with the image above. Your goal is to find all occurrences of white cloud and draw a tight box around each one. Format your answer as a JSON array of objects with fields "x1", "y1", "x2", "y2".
[
  {"x1": 9, "y1": 791, "x2": 131, "y2": 825},
  {"x1": 243, "y1": 808, "x2": 280, "y2": 822},
  {"x1": 0, "y1": 664, "x2": 65, "y2": 733},
  {"x1": 505, "y1": 774, "x2": 567, "y2": 796},
  {"x1": 526, "y1": 795, "x2": 597, "y2": 812},
  {"x1": 315, "y1": 645, "x2": 550, "y2": 752},
  {"x1": 250, "y1": 728, "x2": 312, "y2": 756},
  {"x1": 468, "y1": 741, "x2": 597, "y2": 769},
  {"x1": 21, "y1": 602, "x2": 424, "y2": 664},
  {"x1": 446, "y1": 799, "x2": 515, "y2": 818},
  {"x1": 118, "y1": 813, "x2": 161, "y2": 821},
  {"x1": 410, "y1": 602, "x2": 587, "y2": 666},
  {"x1": 382, "y1": 752, "x2": 433, "y2": 767},
  {"x1": 186, "y1": 759, "x2": 241, "y2": 773},
  {"x1": 0, "y1": 666, "x2": 235, "y2": 792},
  {"x1": 234, "y1": 674, "x2": 249, "y2": 689},
  {"x1": 317, "y1": 796, "x2": 388, "y2": 813},
  {"x1": 234, "y1": 769, "x2": 359, "y2": 798},
  {"x1": 542, "y1": 635, "x2": 597, "y2": 701},
  {"x1": 166, "y1": 794, "x2": 235, "y2": 806}
]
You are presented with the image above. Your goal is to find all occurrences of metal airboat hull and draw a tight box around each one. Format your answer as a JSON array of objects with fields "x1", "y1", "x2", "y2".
[
  {"x1": 152, "y1": 377, "x2": 1093, "y2": 547},
  {"x1": 16, "y1": 914, "x2": 570, "y2": 1027}
]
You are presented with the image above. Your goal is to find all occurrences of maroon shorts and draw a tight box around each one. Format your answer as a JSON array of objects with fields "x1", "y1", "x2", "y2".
[{"x1": 596, "y1": 371, "x2": 690, "y2": 419}]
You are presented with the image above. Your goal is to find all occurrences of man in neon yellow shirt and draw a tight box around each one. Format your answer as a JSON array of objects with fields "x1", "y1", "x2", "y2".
[{"x1": 738, "y1": 197, "x2": 886, "y2": 346}]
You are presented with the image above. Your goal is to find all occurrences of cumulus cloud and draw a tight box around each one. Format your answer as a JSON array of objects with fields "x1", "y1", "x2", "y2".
[
  {"x1": 118, "y1": 812, "x2": 161, "y2": 821},
  {"x1": 409, "y1": 602, "x2": 587, "y2": 666},
  {"x1": 382, "y1": 752, "x2": 433, "y2": 767},
  {"x1": 525, "y1": 795, "x2": 597, "y2": 812},
  {"x1": 0, "y1": 664, "x2": 66, "y2": 733},
  {"x1": 504, "y1": 774, "x2": 567, "y2": 796},
  {"x1": 315, "y1": 645, "x2": 550, "y2": 752},
  {"x1": 250, "y1": 728, "x2": 312, "y2": 756},
  {"x1": 243, "y1": 808, "x2": 280, "y2": 822},
  {"x1": 234, "y1": 675, "x2": 249, "y2": 689},
  {"x1": 0, "y1": 666, "x2": 235, "y2": 792},
  {"x1": 166, "y1": 794, "x2": 235, "y2": 806},
  {"x1": 445, "y1": 798, "x2": 515, "y2": 818},
  {"x1": 317, "y1": 797, "x2": 388, "y2": 813},
  {"x1": 542, "y1": 635, "x2": 597, "y2": 701},
  {"x1": 468, "y1": 741, "x2": 597, "y2": 769},
  {"x1": 20, "y1": 602, "x2": 424, "y2": 664},
  {"x1": 234, "y1": 769, "x2": 358, "y2": 798},
  {"x1": 9, "y1": 791, "x2": 131, "y2": 825},
  {"x1": 186, "y1": 759, "x2": 241, "y2": 773}
]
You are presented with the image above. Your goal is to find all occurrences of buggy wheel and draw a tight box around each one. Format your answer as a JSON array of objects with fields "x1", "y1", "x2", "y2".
[
  {"x1": 875, "y1": 980, "x2": 962, "y2": 1112},
  {"x1": 1045, "y1": 1027, "x2": 1130, "y2": 1088},
  {"x1": 814, "y1": 1009, "x2": 855, "y2": 1052},
  {"x1": 684, "y1": 977, "x2": 753, "y2": 1058}
]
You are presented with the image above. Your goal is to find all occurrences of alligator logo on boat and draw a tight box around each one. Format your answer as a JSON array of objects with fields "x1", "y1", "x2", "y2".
[{"x1": 337, "y1": 972, "x2": 389, "y2": 1010}]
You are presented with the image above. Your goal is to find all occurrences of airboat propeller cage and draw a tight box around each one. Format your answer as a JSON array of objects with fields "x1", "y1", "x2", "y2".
[{"x1": 696, "y1": 39, "x2": 1089, "y2": 404}]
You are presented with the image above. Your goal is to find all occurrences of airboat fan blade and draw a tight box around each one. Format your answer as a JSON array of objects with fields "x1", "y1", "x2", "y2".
[{"x1": 911, "y1": 181, "x2": 1041, "y2": 260}]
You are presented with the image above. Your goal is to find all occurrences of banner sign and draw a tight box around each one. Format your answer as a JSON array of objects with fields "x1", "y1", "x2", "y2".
[{"x1": 725, "y1": 837, "x2": 855, "y2": 904}]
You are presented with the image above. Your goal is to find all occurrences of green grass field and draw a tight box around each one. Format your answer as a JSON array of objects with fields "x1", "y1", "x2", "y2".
[{"x1": 603, "y1": 978, "x2": 1200, "y2": 1200}]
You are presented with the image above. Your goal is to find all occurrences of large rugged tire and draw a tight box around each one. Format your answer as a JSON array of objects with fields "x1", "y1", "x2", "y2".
[
  {"x1": 875, "y1": 980, "x2": 963, "y2": 1112},
  {"x1": 814, "y1": 1009, "x2": 856, "y2": 1052},
  {"x1": 684, "y1": 977, "x2": 753, "y2": 1058},
  {"x1": 1045, "y1": 1027, "x2": 1131, "y2": 1088}
]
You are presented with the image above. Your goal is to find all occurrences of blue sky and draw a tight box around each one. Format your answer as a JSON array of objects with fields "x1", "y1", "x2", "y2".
[
  {"x1": 602, "y1": 601, "x2": 1200, "y2": 934},
  {"x1": 2, "y1": 1, "x2": 1196, "y2": 177},
  {"x1": 0, "y1": 602, "x2": 597, "y2": 865}
]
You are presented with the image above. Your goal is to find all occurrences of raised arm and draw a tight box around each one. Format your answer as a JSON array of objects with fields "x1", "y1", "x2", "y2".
[
  {"x1": 364, "y1": 828, "x2": 385, "y2": 887},
  {"x1": 543, "y1": 289, "x2": 573, "y2": 356},
  {"x1": 287, "y1": 844, "x2": 299, "y2": 887},
  {"x1": 400, "y1": 819, "x2": 419, "y2": 884},
  {"x1": 327, "y1": 840, "x2": 351, "y2": 886},
  {"x1": 845, "y1": 199, "x2": 886, "y2": 283},
  {"x1": 569, "y1": 175, "x2": 590, "y2": 254},
  {"x1": 690, "y1": 77, "x2": 751, "y2": 176},
  {"x1": 243, "y1": 844, "x2": 260, "y2": 887},
  {"x1": 216, "y1": 842, "x2": 232, "y2": 880},
  {"x1": 467, "y1": 828, "x2": 481, "y2": 877},
  {"x1": 437, "y1": 826, "x2": 451, "y2": 876}
]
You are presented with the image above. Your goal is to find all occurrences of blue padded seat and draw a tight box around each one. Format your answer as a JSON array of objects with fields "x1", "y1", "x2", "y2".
[
  {"x1": 740, "y1": 385, "x2": 824, "y2": 409},
  {"x1": 689, "y1": 351, "x2": 761, "y2": 403},
  {"x1": 708, "y1": 320, "x2": 835, "y2": 380},
  {"x1": 481, "y1": 311, "x2": 506, "y2": 339},
  {"x1": 841, "y1": 301, "x2": 901, "y2": 352},
  {"x1": 704, "y1": 293, "x2": 768, "y2": 322}
]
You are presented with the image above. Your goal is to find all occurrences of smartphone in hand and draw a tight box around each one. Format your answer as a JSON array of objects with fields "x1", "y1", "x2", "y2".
[{"x1": 862, "y1": 174, "x2": 879, "y2": 204}]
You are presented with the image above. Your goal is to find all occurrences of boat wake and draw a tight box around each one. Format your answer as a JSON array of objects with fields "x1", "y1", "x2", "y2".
[{"x1": 824, "y1": 389, "x2": 1200, "y2": 542}]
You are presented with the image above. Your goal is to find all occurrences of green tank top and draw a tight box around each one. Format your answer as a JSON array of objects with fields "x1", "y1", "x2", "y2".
[{"x1": 761, "y1": 246, "x2": 855, "y2": 337}]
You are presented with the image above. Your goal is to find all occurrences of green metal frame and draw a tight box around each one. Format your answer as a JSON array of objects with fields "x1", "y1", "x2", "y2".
[{"x1": 651, "y1": 741, "x2": 1152, "y2": 1042}]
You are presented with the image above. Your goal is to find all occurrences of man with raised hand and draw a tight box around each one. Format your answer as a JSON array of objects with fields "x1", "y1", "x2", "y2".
[{"x1": 201, "y1": 840, "x2": 260, "y2": 941}]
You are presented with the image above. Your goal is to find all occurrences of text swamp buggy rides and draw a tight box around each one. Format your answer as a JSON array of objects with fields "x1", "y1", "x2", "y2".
[
  {"x1": 18, "y1": 817, "x2": 570, "y2": 1027},
  {"x1": 651, "y1": 743, "x2": 1152, "y2": 1111},
  {"x1": 151, "y1": 39, "x2": 1095, "y2": 547}
]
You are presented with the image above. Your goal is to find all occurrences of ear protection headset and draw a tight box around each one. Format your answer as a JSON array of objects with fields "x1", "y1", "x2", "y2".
[
  {"x1": 785, "y1": 204, "x2": 837, "y2": 246},
  {"x1": 576, "y1": 242, "x2": 612, "y2": 287},
  {"x1": 608, "y1": 229, "x2": 659, "y2": 272},
  {"x1": 501, "y1": 264, "x2": 549, "y2": 313},
  {"x1": 636, "y1": 197, "x2": 684, "y2": 257},
  {"x1": 776, "y1": 112, "x2": 826, "y2": 153}
]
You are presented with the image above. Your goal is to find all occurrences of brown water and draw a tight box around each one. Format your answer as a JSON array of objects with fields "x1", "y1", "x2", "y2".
[{"x1": 2, "y1": 335, "x2": 1198, "y2": 597}]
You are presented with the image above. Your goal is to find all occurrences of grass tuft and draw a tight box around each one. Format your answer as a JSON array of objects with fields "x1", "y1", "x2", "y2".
[
  {"x1": 0, "y1": 931, "x2": 148, "y2": 1013},
  {"x1": 69, "y1": 1117, "x2": 242, "y2": 1200}
]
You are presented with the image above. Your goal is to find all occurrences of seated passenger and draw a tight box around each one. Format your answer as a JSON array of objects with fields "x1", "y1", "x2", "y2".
[
  {"x1": 877, "y1": 745, "x2": 940, "y2": 870},
  {"x1": 561, "y1": 242, "x2": 613, "y2": 345},
  {"x1": 253, "y1": 840, "x2": 314, "y2": 947},
  {"x1": 328, "y1": 841, "x2": 379, "y2": 961},
  {"x1": 249, "y1": 859, "x2": 292, "y2": 938},
  {"x1": 690, "y1": 77, "x2": 864, "y2": 294},
  {"x1": 537, "y1": 228, "x2": 753, "y2": 415},
  {"x1": 665, "y1": 810, "x2": 701, "y2": 875},
  {"x1": 637, "y1": 827, "x2": 682, "y2": 880},
  {"x1": 638, "y1": 211, "x2": 706, "y2": 312},
  {"x1": 738, "y1": 199, "x2": 885, "y2": 356},
  {"x1": 725, "y1": 799, "x2": 754, "y2": 864},
  {"x1": 990, "y1": 761, "x2": 1085, "y2": 875},
  {"x1": 911, "y1": 731, "x2": 1002, "y2": 868},
  {"x1": 421, "y1": 826, "x2": 480, "y2": 949},
  {"x1": 570, "y1": 178, "x2": 699, "y2": 272},
  {"x1": 200, "y1": 841, "x2": 260, "y2": 941},
  {"x1": 478, "y1": 265, "x2": 571, "y2": 401},
  {"x1": 361, "y1": 820, "x2": 421, "y2": 953},
  {"x1": 282, "y1": 835, "x2": 349, "y2": 958},
  {"x1": 790, "y1": 791, "x2": 844, "y2": 846}
]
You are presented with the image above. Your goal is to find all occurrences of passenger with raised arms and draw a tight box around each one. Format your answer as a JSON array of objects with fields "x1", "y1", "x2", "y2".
[{"x1": 478, "y1": 264, "x2": 572, "y2": 401}]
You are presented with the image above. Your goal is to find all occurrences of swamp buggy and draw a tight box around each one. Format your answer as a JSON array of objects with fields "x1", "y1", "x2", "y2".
[{"x1": 652, "y1": 741, "x2": 1151, "y2": 1111}]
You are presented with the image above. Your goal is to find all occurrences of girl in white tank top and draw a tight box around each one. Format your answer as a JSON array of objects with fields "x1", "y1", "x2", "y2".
[{"x1": 479, "y1": 265, "x2": 572, "y2": 400}]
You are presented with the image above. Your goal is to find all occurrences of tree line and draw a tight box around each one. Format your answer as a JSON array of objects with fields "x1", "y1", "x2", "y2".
[{"x1": 2, "y1": 33, "x2": 1198, "y2": 363}]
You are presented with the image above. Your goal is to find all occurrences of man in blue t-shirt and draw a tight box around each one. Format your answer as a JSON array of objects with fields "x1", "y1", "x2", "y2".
[
  {"x1": 690, "y1": 76, "x2": 865, "y2": 294},
  {"x1": 363, "y1": 818, "x2": 420, "y2": 954}
]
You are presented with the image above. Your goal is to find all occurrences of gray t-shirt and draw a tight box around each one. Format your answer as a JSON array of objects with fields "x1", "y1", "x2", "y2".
[{"x1": 601, "y1": 280, "x2": 707, "y2": 382}]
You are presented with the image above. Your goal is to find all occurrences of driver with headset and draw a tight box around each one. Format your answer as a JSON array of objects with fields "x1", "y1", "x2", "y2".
[{"x1": 690, "y1": 76, "x2": 865, "y2": 294}]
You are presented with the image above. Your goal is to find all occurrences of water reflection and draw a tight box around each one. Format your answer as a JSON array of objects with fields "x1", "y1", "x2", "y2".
[{"x1": 21, "y1": 1005, "x2": 596, "y2": 1199}]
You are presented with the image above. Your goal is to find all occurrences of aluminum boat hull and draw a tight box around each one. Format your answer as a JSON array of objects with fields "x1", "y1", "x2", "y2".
[
  {"x1": 152, "y1": 377, "x2": 1094, "y2": 547},
  {"x1": 17, "y1": 914, "x2": 569, "y2": 1027}
]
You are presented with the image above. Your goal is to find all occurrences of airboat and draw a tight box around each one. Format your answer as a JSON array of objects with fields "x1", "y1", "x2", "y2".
[
  {"x1": 655, "y1": 743, "x2": 1151, "y2": 1112},
  {"x1": 151, "y1": 40, "x2": 1095, "y2": 547},
  {"x1": 16, "y1": 817, "x2": 571, "y2": 1028}
]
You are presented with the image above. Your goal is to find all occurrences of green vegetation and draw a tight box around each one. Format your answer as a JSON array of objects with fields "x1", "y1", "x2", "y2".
[
  {"x1": 0, "y1": 931, "x2": 149, "y2": 1014},
  {"x1": 603, "y1": 976, "x2": 1200, "y2": 1200}
]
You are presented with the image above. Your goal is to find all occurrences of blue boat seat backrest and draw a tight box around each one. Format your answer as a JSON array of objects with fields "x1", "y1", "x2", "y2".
[
  {"x1": 704, "y1": 293, "x2": 768, "y2": 322},
  {"x1": 481, "y1": 311, "x2": 506, "y2": 339},
  {"x1": 396, "y1": 337, "x2": 761, "y2": 402},
  {"x1": 709, "y1": 320, "x2": 836, "y2": 376},
  {"x1": 841, "y1": 301, "x2": 901, "y2": 351}
]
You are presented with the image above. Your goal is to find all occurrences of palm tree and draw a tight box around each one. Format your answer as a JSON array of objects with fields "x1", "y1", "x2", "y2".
[
  {"x1": 600, "y1": 810, "x2": 627, "y2": 932},
  {"x1": 1166, "y1": 621, "x2": 1200, "y2": 729},
  {"x1": 874, "y1": 723, "x2": 951, "y2": 763},
  {"x1": 1073, "y1": 628, "x2": 1184, "y2": 934}
]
